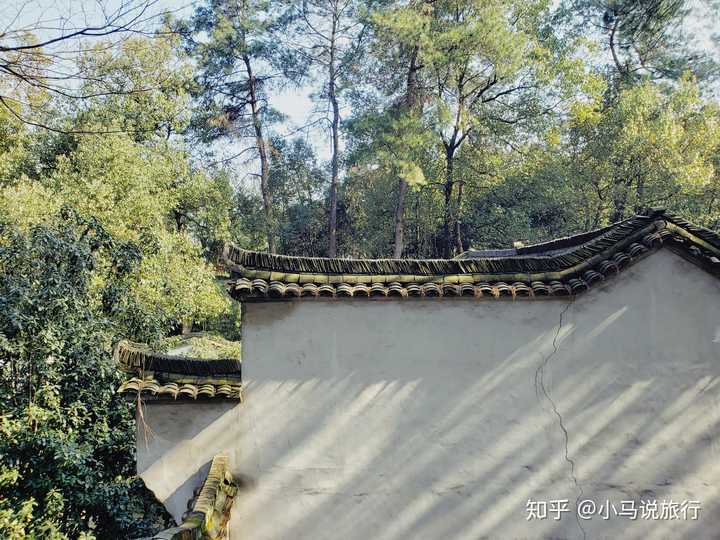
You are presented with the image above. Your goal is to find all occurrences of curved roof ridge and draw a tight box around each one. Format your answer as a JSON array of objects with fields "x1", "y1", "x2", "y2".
[
  {"x1": 663, "y1": 212, "x2": 720, "y2": 250},
  {"x1": 514, "y1": 214, "x2": 645, "y2": 256},
  {"x1": 222, "y1": 209, "x2": 720, "y2": 300},
  {"x1": 457, "y1": 215, "x2": 641, "y2": 260},
  {"x1": 222, "y1": 209, "x2": 666, "y2": 276}
]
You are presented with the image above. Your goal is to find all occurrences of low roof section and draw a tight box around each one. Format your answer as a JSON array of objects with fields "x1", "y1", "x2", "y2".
[{"x1": 116, "y1": 339, "x2": 242, "y2": 401}]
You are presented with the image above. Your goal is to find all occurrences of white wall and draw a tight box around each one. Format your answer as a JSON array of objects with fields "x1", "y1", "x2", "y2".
[
  {"x1": 139, "y1": 250, "x2": 720, "y2": 540},
  {"x1": 136, "y1": 400, "x2": 241, "y2": 521}
]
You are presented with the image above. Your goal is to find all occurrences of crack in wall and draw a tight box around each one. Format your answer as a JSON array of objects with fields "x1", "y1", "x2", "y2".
[{"x1": 534, "y1": 300, "x2": 586, "y2": 540}]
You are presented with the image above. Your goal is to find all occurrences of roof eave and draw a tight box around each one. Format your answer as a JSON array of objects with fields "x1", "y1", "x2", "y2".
[{"x1": 222, "y1": 210, "x2": 720, "y2": 301}]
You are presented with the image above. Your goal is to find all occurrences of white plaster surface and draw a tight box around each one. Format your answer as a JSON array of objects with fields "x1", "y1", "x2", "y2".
[{"x1": 138, "y1": 250, "x2": 720, "y2": 539}]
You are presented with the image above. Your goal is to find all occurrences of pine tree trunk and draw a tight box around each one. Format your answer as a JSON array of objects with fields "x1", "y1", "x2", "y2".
[
  {"x1": 243, "y1": 54, "x2": 275, "y2": 253},
  {"x1": 392, "y1": 46, "x2": 421, "y2": 259},
  {"x1": 442, "y1": 146, "x2": 455, "y2": 258},
  {"x1": 454, "y1": 179, "x2": 464, "y2": 253},
  {"x1": 329, "y1": 88, "x2": 340, "y2": 257},
  {"x1": 393, "y1": 178, "x2": 408, "y2": 258},
  {"x1": 634, "y1": 177, "x2": 646, "y2": 213},
  {"x1": 610, "y1": 177, "x2": 632, "y2": 223},
  {"x1": 328, "y1": 17, "x2": 340, "y2": 257}
]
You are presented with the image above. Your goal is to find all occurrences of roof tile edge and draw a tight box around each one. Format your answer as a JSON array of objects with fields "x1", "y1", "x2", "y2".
[
  {"x1": 115, "y1": 341, "x2": 242, "y2": 401},
  {"x1": 146, "y1": 455, "x2": 237, "y2": 540},
  {"x1": 222, "y1": 210, "x2": 719, "y2": 301}
]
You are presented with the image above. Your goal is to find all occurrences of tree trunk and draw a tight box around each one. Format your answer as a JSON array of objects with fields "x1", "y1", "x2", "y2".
[
  {"x1": 173, "y1": 209, "x2": 184, "y2": 231},
  {"x1": 181, "y1": 318, "x2": 193, "y2": 336},
  {"x1": 609, "y1": 18, "x2": 631, "y2": 85},
  {"x1": 393, "y1": 46, "x2": 422, "y2": 258},
  {"x1": 610, "y1": 182, "x2": 629, "y2": 223},
  {"x1": 415, "y1": 190, "x2": 421, "y2": 257},
  {"x1": 609, "y1": 20, "x2": 623, "y2": 75},
  {"x1": 442, "y1": 146, "x2": 455, "y2": 258},
  {"x1": 243, "y1": 53, "x2": 275, "y2": 253},
  {"x1": 454, "y1": 179, "x2": 464, "y2": 253},
  {"x1": 328, "y1": 17, "x2": 340, "y2": 257},
  {"x1": 634, "y1": 176, "x2": 645, "y2": 213},
  {"x1": 393, "y1": 178, "x2": 408, "y2": 257},
  {"x1": 404, "y1": 46, "x2": 421, "y2": 109}
]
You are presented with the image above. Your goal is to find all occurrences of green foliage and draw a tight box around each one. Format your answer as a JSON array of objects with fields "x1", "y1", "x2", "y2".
[
  {"x1": 1, "y1": 5, "x2": 720, "y2": 538},
  {"x1": 0, "y1": 456, "x2": 80, "y2": 540},
  {"x1": 566, "y1": 78, "x2": 720, "y2": 225},
  {"x1": 347, "y1": 109, "x2": 433, "y2": 187},
  {"x1": 12, "y1": 129, "x2": 232, "y2": 329},
  {"x1": 133, "y1": 230, "x2": 230, "y2": 326},
  {"x1": 342, "y1": 164, "x2": 398, "y2": 256},
  {"x1": 49, "y1": 134, "x2": 180, "y2": 241},
  {"x1": 267, "y1": 138, "x2": 329, "y2": 256},
  {"x1": 0, "y1": 107, "x2": 30, "y2": 187},
  {"x1": 0, "y1": 214, "x2": 172, "y2": 539},
  {"x1": 560, "y1": 0, "x2": 720, "y2": 86},
  {"x1": 229, "y1": 137, "x2": 329, "y2": 256},
  {"x1": 174, "y1": 0, "x2": 287, "y2": 142},
  {"x1": 230, "y1": 187, "x2": 272, "y2": 251},
  {"x1": 75, "y1": 36, "x2": 193, "y2": 138},
  {"x1": 462, "y1": 145, "x2": 587, "y2": 247},
  {"x1": 0, "y1": 32, "x2": 235, "y2": 538},
  {"x1": 15, "y1": 131, "x2": 232, "y2": 329},
  {"x1": 354, "y1": 0, "x2": 597, "y2": 254},
  {"x1": 161, "y1": 334, "x2": 241, "y2": 360}
]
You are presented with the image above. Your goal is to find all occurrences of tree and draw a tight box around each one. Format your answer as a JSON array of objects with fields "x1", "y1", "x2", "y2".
[
  {"x1": 0, "y1": 29, "x2": 241, "y2": 535},
  {"x1": 0, "y1": 103, "x2": 30, "y2": 186},
  {"x1": 269, "y1": 137, "x2": 329, "y2": 255},
  {"x1": 566, "y1": 77, "x2": 720, "y2": 224},
  {"x1": 363, "y1": 1, "x2": 431, "y2": 257},
  {"x1": 74, "y1": 36, "x2": 193, "y2": 140},
  {"x1": 0, "y1": 0, "x2": 174, "y2": 132},
  {"x1": 0, "y1": 213, "x2": 172, "y2": 538},
  {"x1": 344, "y1": 107, "x2": 432, "y2": 256},
  {"x1": 367, "y1": 0, "x2": 588, "y2": 256},
  {"x1": 460, "y1": 143, "x2": 586, "y2": 247},
  {"x1": 560, "y1": 0, "x2": 719, "y2": 87},
  {"x1": 44, "y1": 133, "x2": 230, "y2": 328},
  {"x1": 175, "y1": 0, "x2": 293, "y2": 253},
  {"x1": 286, "y1": 0, "x2": 371, "y2": 256},
  {"x1": 2, "y1": 32, "x2": 235, "y2": 330},
  {"x1": 228, "y1": 137, "x2": 329, "y2": 255}
]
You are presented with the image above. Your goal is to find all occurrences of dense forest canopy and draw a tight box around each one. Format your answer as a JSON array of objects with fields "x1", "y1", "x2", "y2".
[{"x1": 0, "y1": 0, "x2": 719, "y2": 537}]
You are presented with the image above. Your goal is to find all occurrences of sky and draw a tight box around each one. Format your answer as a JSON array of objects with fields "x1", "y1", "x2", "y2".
[
  {"x1": 2, "y1": 0, "x2": 331, "y2": 188},
  {"x1": 4, "y1": 0, "x2": 720, "y2": 181}
]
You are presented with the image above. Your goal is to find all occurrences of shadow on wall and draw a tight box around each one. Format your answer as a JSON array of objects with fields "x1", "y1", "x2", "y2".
[
  {"x1": 165, "y1": 459, "x2": 212, "y2": 522},
  {"x1": 136, "y1": 401, "x2": 237, "y2": 522},
  {"x1": 139, "y1": 252, "x2": 720, "y2": 540}
]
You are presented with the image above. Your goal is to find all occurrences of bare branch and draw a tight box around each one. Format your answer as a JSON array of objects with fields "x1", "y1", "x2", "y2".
[{"x1": 0, "y1": 0, "x2": 184, "y2": 131}]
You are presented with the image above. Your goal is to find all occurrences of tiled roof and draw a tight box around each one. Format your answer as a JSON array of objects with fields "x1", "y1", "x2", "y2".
[
  {"x1": 115, "y1": 340, "x2": 242, "y2": 377},
  {"x1": 144, "y1": 455, "x2": 237, "y2": 540},
  {"x1": 116, "y1": 341, "x2": 242, "y2": 401},
  {"x1": 118, "y1": 377, "x2": 242, "y2": 401},
  {"x1": 223, "y1": 209, "x2": 720, "y2": 300}
]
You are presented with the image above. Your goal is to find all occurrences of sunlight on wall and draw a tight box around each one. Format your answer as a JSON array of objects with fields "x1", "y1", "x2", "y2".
[{"x1": 139, "y1": 251, "x2": 720, "y2": 540}]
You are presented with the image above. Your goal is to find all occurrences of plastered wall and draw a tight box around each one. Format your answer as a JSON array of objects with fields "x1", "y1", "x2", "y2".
[{"x1": 138, "y1": 250, "x2": 720, "y2": 540}]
